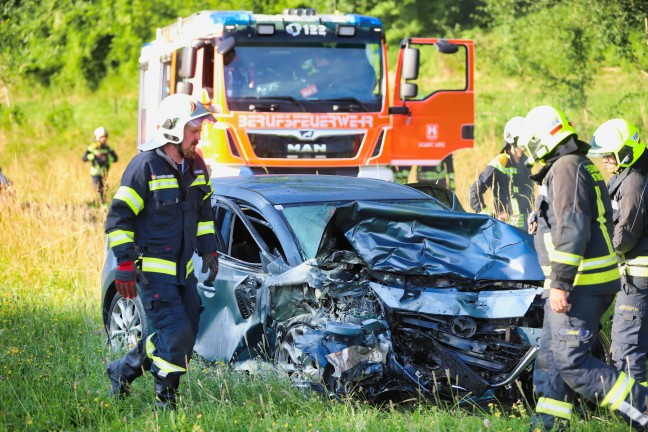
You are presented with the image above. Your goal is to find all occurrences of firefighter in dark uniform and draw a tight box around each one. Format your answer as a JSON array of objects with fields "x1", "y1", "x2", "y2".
[
  {"x1": 83, "y1": 126, "x2": 118, "y2": 202},
  {"x1": 518, "y1": 105, "x2": 648, "y2": 431},
  {"x1": 416, "y1": 154, "x2": 456, "y2": 190},
  {"x1": 469, "y1": 116, "x2": 534, "y2": 229},
  {"x1": 104, "y1": 94, "x2": 220, "y2": 409},
  {"x1": 589, "y1": 119, "x2": 648, "y2": 384}
]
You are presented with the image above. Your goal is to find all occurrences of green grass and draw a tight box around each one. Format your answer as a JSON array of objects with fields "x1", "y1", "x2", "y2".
[{"x1": 1, "y1": 38, "x2": 645, "y2": 432}]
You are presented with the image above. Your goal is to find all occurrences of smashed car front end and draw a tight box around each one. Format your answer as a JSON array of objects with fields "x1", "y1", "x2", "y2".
[{"x1": 270, "y1": 201, "x2": 545, "y2": 402}]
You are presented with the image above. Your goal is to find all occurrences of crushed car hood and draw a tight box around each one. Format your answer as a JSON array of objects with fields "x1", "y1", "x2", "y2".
[{"x1": 317, "y1": 201, "x2": 544, "y2": 281}]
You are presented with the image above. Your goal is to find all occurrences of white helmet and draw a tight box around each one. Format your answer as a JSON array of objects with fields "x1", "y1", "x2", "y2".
[
  {"x1": 139, "y1": 94, "x2": 215, "y2": 151},
  {"x1": 503, "y1": 116, "x2": 524, "y2": 145},
  {"x1": 94, "y1": 126, "x2": 107, "y2": 141},
  {"x1": 517, "y1": 105, "x2": 577, "y2": 166}
]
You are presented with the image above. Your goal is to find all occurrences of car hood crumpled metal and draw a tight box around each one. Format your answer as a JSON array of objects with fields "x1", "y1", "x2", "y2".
[{"x1": 316, "y1": 201, "x2": 544, "y2": 282}]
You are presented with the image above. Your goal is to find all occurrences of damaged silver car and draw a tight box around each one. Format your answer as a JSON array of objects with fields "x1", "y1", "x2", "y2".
[{"x1": 101, "y1": 175, "x2": 583, "y2": 404}]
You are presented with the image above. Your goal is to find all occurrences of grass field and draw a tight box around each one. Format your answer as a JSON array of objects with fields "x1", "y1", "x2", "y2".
[{"x1": 0, "y1": 61, "x2": 646, "y2": 430}]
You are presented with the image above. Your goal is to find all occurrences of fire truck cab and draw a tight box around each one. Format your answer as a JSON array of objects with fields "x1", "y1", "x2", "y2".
[{"x1": 138, "y1": 8, "x2": 474, "y2": 180}]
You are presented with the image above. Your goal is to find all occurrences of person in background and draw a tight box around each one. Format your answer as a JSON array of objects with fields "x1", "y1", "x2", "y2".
[
  {"x1": 518, "y1": 105, "x2": 648, "y2": 431},
  {"x1": 394, "y1": 155, "x2": 455, "y2": 190},
  {"x1": 83, "y1": 126, "x2": 118, "y2": 202},
  {"x1": 589, "y1": 119, "x2": 648, "y2": 384},
  {"x1": 469, "y1": 116, "x2": 534, "y2": 228},
  {"x1": 104, "y1": 94, "x2": 219, "y2": 409}
]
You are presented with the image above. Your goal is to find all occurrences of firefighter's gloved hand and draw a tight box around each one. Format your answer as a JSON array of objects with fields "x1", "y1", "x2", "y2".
[
  {"x1": 201, "y1": 252, "x2": 219, "y2": 285},
  {"x1": 527, "y1": 211, "x2": 538, "y2": 235},
  {"x1": 115, "y1": 261, "x2": 138, "y2": 299}
]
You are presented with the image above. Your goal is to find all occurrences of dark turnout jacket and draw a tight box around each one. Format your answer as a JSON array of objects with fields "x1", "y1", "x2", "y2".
[
  {"x1": 608, "y1": 151, "x2": 648, "y2": 275},
  {"x1": 531, "y1": 137, "x2": 620, "y2": 295},
  {"x1": 105, "y1": 148, "x2": 217, "y2": 285}
]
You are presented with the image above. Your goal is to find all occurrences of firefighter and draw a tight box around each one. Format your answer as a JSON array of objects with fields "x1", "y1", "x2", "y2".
[
  {"x1": 469, "y1": 116, "x2": 534, "y2": 228},
  {"x1": 394, "y1": 155, "x2": 456, "y2": 190},
  {"x1": 104, "y1": 94, "x2": 220, "y2": 409},
  {"x1": 416, "y1": 154, "x2": 456, "y2": 190},
  {"x1": 83, "y1": 126, "x2": 118, "y2": 202},
  {"x1": 518, "y1": 105, "x2": 648, "y2": 431},
  {"x1": 589, "y1": 119, "x2": 648, "y2": 384}
]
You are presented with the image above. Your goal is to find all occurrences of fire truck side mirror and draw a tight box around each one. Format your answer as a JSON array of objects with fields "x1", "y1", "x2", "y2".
[
  {"x1": 435, "y1": 39, "x2": 459, "y2": 54},
  {"x1": 401, "y1": 83, "x2": 418, "y2": 99},
  {"x1": 179, "y1": 47, "x2": 196, "y2": 79},
  {"x1": 402, "y1": 47, "x2": 420, "y2": 81},
  {"x1": 176, "y1": 81, "x2": 193, "y2": 95},
  {"x1": 217, "y1": 37, "x2": 236, "y2": 56}
]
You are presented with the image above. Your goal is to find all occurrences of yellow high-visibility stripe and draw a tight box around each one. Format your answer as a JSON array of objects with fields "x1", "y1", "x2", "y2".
[
  {"x1": 114, "y1": 186, "x2": 144, "y2": 215},
  {"x1": 572, "y1": 266, "x2": 620, "y2": 286},
  {"x1": 551, "y1": 249, "x2": 583, "y2": 266},
  {"x1": 148, "y1": 178, "x2": 178, "y2": 191},
  {"x1": 197, "y1": 221, "x2": 215, "y2": 237},
  {"x1": 626, "y1": 266, "x2": 648, "y2": 277},
  {"x1": 108, "y1": 230, "x2": 134, "y2": 248},
  {"x1": 190, "y1": 174, "x2": 207, "y2": 187},
  {"x1": 141, "y1": 257, "x2": 176, "y2": 276},
  {"x1": 594, "y1": 186, "x2": 616, "y2": 255},
  {"x1": 145, "y1": 335, "x2": 186, "y2": 375},
  {"x1": 535, "y1": 397, "x2": 572, "y2": 419},
  {"x1": 627, "y1": 256, "x2": 648, "y2": 266},
  {"x1": 186, "y1": 258, "x2": 194, "y2": 278},
  {"x1": 602, "y1": 372, "x2": 634, "y2": 410}
]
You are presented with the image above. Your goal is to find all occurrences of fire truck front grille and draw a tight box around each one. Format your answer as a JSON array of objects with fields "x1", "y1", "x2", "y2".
[{"x1": 248, "y1": 133, "x2": 365, "y2": 159}]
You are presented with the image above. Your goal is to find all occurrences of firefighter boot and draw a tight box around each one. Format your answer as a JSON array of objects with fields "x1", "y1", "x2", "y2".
[{"x1": 154, "y1": 376, "x2": 179, "y2": 410}]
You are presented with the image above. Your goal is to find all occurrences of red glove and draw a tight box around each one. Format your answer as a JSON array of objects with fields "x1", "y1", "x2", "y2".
[{"x1": 115, "y1": 261, "x2": 138, "y2": 299}]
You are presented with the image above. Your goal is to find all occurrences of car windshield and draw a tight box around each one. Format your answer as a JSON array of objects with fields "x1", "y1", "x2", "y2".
[
  {"x1": 281, "y1": 199, "x2": 443, "y2": 259},
  {"x1": 225, "y1": 42, "x2": 383, "y2": 111}
]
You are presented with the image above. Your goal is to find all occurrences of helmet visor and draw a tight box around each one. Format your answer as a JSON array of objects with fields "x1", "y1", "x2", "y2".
[{"x1": 588, "y1": 135, "x2": 617, "y2": 159}]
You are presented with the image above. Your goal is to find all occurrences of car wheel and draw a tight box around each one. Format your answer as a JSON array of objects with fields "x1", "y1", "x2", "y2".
[
  {"x1": 274, "y1": 323, "x2": 323, "y2": 382},
  {"x1": 107, "y1": 293, "x2": 148, "y2": 352}
]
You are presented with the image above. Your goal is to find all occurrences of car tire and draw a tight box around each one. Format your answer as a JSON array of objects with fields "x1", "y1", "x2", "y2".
[{"x1": 106, "y1": 293, "x2": 149, "y2": 352}]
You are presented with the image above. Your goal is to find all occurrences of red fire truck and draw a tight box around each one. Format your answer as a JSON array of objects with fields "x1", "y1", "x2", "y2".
[{"x1": 138, "y1": 8, "x2": 474, "y2": 181}]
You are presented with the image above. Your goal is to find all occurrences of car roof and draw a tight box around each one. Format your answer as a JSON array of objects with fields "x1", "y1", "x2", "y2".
[{"x1": 211, "y1": 175, "x2": 431, "y2": 205}]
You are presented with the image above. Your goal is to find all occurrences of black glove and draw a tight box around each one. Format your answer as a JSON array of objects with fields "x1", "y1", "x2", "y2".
[{"x1": 201, "y1": 252, "x2": 219, "y2": 285}]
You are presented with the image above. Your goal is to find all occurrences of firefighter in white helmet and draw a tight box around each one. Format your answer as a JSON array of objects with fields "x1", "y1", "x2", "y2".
[
  {"x1": 82, "y1": 126, "x2": 118, "y2": 202},
  {"x1": 469, "y1": 116, "x2": 534, "y2": 228},
  {"x1": 518, "y1": 105, "x2": 648, "y2": 431},
  {"x1": 589, "y1": 119, "x2": 648, "y2": 384},
  {"x1": 104, "y1": 94, "x2": 219, "y2": 409}
]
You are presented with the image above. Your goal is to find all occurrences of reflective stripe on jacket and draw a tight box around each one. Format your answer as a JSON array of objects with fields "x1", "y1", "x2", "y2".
[
  {"x1": 83, "y1": 144, "x2": 117, "y2": 177},
  {"x1": 105, "y1": 148, "x2": 217, "y2": 284},
  {"x1": 534, "y1": 153, "x2": 620, "y2": 294}
]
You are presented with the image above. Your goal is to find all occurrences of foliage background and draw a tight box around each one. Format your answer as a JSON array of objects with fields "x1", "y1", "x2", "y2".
[{"x1": 0, "y1": 0, "x2": 647, "y2": 430}]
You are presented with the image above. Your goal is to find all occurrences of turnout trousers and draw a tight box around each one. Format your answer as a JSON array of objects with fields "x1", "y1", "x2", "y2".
[
  {"x1": 107, "y1": 276, "x2": 201, "y2": 401},
  {"x1": 533, "y1": 293, "x2": 648, "y2": 430},
  {"x1": 611, "y1": 275, "x2": 648, "y2": 384}
]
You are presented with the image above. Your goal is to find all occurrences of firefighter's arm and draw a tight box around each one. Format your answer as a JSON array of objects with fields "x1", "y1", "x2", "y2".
[
  {"x1": 110, "y1": 148, "x2": 118, "y2": 164},
  {"x1": 469, "y1": 165, "x2": 496, "y2": 213},
  {"x1": 548, "y1": 163, "x2": 592, "y2": 292},
  {"x1": 196, "y1": 175, "x2": 218, "y2": 255},
  {"x1": 613, "y1": 177, "x2": 647, "y2": 254},
  {"x1": 82, "y1": 149, "x2": 93, "y2": 163},
  {"x1": 105, "y1": 158, "x2": 149, "y2": 264}
]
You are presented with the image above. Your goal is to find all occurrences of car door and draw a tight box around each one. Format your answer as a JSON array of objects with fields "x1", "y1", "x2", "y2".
[{"x1": 194, "y1": 198, "x2": 285, "y2": 363}]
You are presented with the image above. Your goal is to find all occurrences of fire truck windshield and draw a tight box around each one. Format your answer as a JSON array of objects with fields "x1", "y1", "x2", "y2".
[{"x1": 225, "y1": 42, "x2": 382, "y2": 112}]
